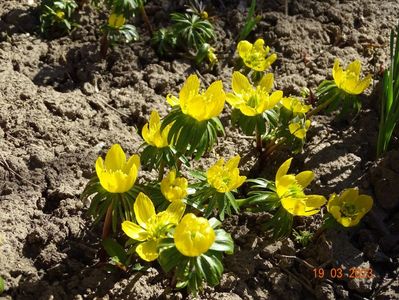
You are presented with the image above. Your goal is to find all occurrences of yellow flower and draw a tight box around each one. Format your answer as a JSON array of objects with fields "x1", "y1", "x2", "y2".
[
  {"x1": 281, "y1": 97, "x2": 311, "y2": 114},
  {"x1": 207, "y1": 155, "x2": 246, "y2": 193},
  {"x1": 166, "y1": 74, "x2": 226, "y2": 122},
  {"x1": 161, "y1": 169, "x2": 188, "y2": 202},
  {"x1": 108, "y1": 13, "x2": 125, "y2": 29},
  {"x1": 174, "y1": 213, "x2": 215, "y2": 257},
  {"x1": 289, "y1": 119, "x2": 311, "y2": 140},
  {"x1": 327, "y1": 188, "x2": 373, "y2": 227},
  {"x1": 95, "y1": 144, "x2": 140, "y2": 193},
  {"x1": 122, "y1": 192, "x2": 186, "y2": 261},
  {"x1": 237, "y1": 38, "x2": 277, "y2": 71},
  {"x1": 332, "y1": 59, "x2": 372, "y2": 95},
  {"x1": 275, "y1": 158, "x2": 326, "y2": 216},
  {"x1": 55, "y1": 10, "x2": 65, "y2": 19},
  {"x1": 142, "y1": 111, "x2": 171, "y2": 148},
  {"x1": 226, "y1": 71, "x2": 283, "y2": 116}
]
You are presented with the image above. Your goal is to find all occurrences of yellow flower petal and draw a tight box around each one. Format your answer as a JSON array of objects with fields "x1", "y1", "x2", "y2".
[
  {"x1": 276, "y1": 158, "x2": 292, "y2": 181},
  {"x1": 258, "y1": 73, "x2": 274, "y2": 92},
  {"x1": 239, "y1": 105, "x2": 258, "y2": 116},
  {"x1": 276, "y1": 174, "x2": 297, "y2": 198},
  {"x1": 281, "y1": 195, "x2": 325, "y2": 216},
  {"x1": 165, "y1": 200, "x2": 186, "y2": 224},
  {"x1": 226, "y1": 93, "x2": 245, "y2": 106},
  {"x1": 134, "y1": 193, "x2": 156, "y2": 229},
  {"x1": 237, "y1": 40, "x2": 252, "y2": 59},
  {"x1": 136, "y1": 240, "x2": 159, "y2": 262},
  {"x1": 166, "y1": 94, "x2": 180, "y2": 106},
  {"x1": 180, "y1": 74, "x2": 200, "y2": 105},
  {"x1": 232, "y1": 71, "x2": 251, "y2": 95},
  {"x1": 104, "y1": 144, "x2": 126, "y2": 172},
  {"x1": 122, "y1": 221, "x2": 149, "y2": 241},
  {"x1": 295, "y1": 171, "x2": 314, "y2": 189}
]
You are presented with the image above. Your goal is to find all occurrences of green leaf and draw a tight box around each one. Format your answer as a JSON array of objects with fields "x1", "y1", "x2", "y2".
[
  {"x1": 158, "y1": 245, "x2": 186, "y2": 272},
  {"x1": 210, "y1": 229, "x2": 234, "y2": 254},
  {"x1": 199, "y1": 252, "x2": 223, "y2": 286},
  {"x1": 102, "y1": 238, "x2": 128, "y2": 264},
  {"x1": 0, "y1": 276, "x2": 5, "y2": 294}
]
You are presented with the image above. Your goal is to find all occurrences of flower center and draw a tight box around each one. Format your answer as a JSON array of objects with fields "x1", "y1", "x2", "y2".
[{"x1": 341, "y1": 203, "x2": 358, "y2": 217}]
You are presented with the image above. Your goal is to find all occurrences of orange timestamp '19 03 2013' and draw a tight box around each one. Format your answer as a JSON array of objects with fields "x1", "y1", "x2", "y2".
[{"x1": 313, "y1": 267, "x2": 374, "y2": 279}]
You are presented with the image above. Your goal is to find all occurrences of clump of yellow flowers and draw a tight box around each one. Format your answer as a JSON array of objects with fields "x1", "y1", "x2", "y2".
[
  {"x1": 314, "y1": 58, "x2": 372, "y2": 116},
  {"x1": 80, "y1": 38, "x2": 377, "y2": 296},
  {"x1": 245, "y1": 158, "x2": 373, "y2": 239}
]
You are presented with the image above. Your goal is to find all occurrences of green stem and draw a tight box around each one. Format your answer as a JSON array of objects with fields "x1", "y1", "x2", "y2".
[
  {"x1": 255, "y1": 124, "x2": 262, "y2": 151},
  {"x1": 307, "y1": 97, "x2": 334, "y2": 117},
  {"x1": 263, "y1": 138, "x2": 285, "y2": 157},
  {"x1": 100, "y1": 33, "x2": 109, "y2": 58},
  {"x1": 102, "y1": 201, "x2": 113, "y2": 240},
  {"x1": 236, "y1": 198, "x2": 251, "y2": 207},
  {"x1": 140, "y1": 5, "x2": 153, "y2": 34}
]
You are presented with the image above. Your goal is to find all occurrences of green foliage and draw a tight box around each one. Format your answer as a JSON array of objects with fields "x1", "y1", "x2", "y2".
[
  {"x1": 102, "y1": 238, "x2": 129, "y2": 266},
  {"x1": 315, "y1": 80, "x2": 360, "y2": 116},
  {"x1": 39, "y1": 0, "x2": 79, "y2": 35},
  {"x1": 151, "y1": 28, "x2": 177, "y2": 56},
  {"x1": 293, "y1": 229, "x2": 313, "y2": 247},
  {"x1": 238, "y1": 0, "x2": 261, "y2": 41},
  {"x1": 377, "y1": 22, "x2": 399, "y2": 157},
  {"x1": 170, "y1": 12, "x2": 215, "y2": 51},
  {"x1": 0, "y1": 277, "x2": 4, "y2": 294},
  {"x1": 80, "y1": 176, "x2": 139, "y2": 232},
  {"x1": 161, "y1": 108, "x2": 224, "y2": 160},
  {"x1": 188, "y1": 171, "x2": 240, "y2": 220},
  {"x1": 152, "y1": 1, "x2": 216, "y2": 65},
  {"x1": 102, "y1": 23, "x2": 139, "y2": 45}
]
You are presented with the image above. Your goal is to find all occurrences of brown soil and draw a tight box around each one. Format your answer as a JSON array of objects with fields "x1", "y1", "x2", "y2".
[{"x1": 0, "y1": 0, "x2": 398, "y2": 299}]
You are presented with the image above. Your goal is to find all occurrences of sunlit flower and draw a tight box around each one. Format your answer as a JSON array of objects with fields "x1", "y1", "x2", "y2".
[
  {"x1": 95, "y1": 144, "x2": 140, "y2": 193},
  {"x1": 108, "y1": 13, "x2": 125, "y2": 29},
  {"x1": 289, "y1": 119, "x2": 311, "y2": 140},
  {"x1": 122, "y1": 192, "x2": 185, "y2": 261},
  {"x1": 226, "y1": 71, "x2": 283, "y2": 116},
  {"x1": 207, "y1": 155, "x2": 246, "y2": 193},
  {"x1": 166, "y1": 74, "x2": 225, "y2": 122},
  {"x1": 174, "y1": 213, "x2": 215, "y2": 257},
  {"x1": 332, "y1": 59, "x2": 372, "y2": 95},
  {"x1": 237, "y1": 38, "x2": 277, "y2": 71},
  {"x1": 275, "y1": 158, "x2": 326, "y2": 216},
  {"x1": 327, "y1": 188, "x2": 373, "y2": 227},
  {"x1": 142, "y1": 111, "x2": 171, "y2": 148},
  {"x1": 161, "y1": 169, "x2": 188, "y2": 202},
  {"x1": 281, "y1": 97, "x2": 311, "y2": 114}
]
